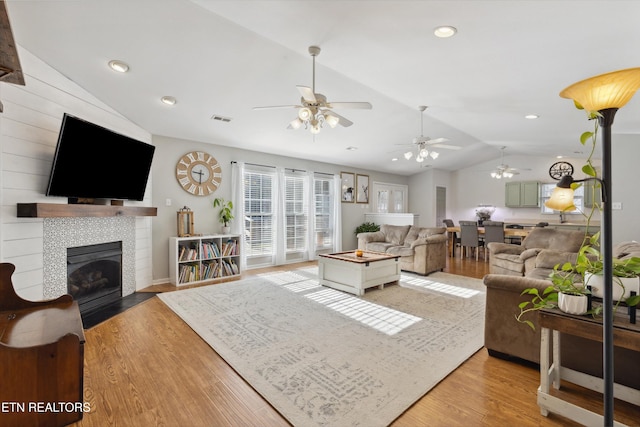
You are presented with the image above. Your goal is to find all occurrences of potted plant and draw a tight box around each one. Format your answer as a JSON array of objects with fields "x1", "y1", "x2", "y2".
[
  {"x1": 213, "y1": 198, "x2": 234, "y2": 233},
  {"x1": 475, "y1": 205, "x2": 495, "y2": 226},
  {"x1": 354, "y1": 222, "x2": 380, "y2": 235},
  {"x1": 576, "y1": 232, "x2": 640, "y2": 305},
  {"x1": 516, "y1": 263, "x2": 592, "y2": 330}
]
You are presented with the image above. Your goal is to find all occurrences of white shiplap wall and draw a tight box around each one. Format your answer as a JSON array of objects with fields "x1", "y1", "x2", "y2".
[{"x1": 0, "y1": 47, "x2": 154, "y2": 300}]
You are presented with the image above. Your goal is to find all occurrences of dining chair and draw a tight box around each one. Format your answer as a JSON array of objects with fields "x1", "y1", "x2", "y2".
[
  {"x1": 459, "y1": 220, "x2": 484, "y2": 261},
  {"x1": 482, "y1": 221, "x2": 505, "y2": 262},
  {"x1": 443, "y1": 219, "x2": 461, "y2": 256}
]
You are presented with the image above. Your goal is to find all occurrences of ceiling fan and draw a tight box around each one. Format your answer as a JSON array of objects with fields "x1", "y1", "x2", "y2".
[
  {"x1": 397, "y1": 106, "x2": 461, "y2": 162},
  {"x1": 490, "y1": 146, "x2": 529, "y2": 179},
  {"x1": 253, "y1": 46, "x2": 372, "y2": 134}
]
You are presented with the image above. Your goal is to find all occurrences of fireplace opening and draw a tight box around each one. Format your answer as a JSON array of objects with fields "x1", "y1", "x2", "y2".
[{"x1": 67, "y1": 241, "x2": 122, "y2": 315}]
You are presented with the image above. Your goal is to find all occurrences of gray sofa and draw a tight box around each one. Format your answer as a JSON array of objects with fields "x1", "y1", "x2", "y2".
[
  {"x1": 487, "y1": 227, "x2": 587, "y2": 280},
  {"x1": 356, "y1": 224, "x2": 447, "y2": 275}
]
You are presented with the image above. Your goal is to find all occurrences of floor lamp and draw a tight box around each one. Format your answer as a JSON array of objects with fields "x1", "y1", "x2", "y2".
[{"x1": 553, "y1": 67, "x2": 640, "y2": 426}]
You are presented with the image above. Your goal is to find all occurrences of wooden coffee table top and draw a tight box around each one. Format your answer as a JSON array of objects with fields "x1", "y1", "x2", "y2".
[{"x1": 319, "y1": 250, "x2": 399, "y2": 264}]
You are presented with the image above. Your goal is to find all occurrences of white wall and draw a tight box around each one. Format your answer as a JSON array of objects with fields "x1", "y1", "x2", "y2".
[
  {"x1": 0, "y1": 47, "x2": 154, "y2": 300},
  {"x1": 611, "y1": 134, "x2": 640, "y2": 244},
  {"x1": 408, "y1": 168, "x2": 452, "y2": 227},
  {"x1": 151, "y1": 135, "x2": 408, "y2": 282}
]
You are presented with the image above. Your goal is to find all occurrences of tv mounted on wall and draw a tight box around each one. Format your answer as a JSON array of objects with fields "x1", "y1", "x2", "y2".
[{"x1": 46, "y1": 113, "x2": 155, "y2": 203}]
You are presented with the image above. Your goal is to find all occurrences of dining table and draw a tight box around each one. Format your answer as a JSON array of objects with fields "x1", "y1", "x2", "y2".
[{"x1": 445, "y1": 226, "x2": 532, "y2": 257}]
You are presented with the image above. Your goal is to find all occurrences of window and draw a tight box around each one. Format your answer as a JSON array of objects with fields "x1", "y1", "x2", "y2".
[
  {"x1": 285, "y1": 173, "x2": 307, "y2": 253},
  {"x1": 314, "y1": 176, "x2": 333, "y2": 250},
  {"x1": 372, "y1": 182, "x2": 408, "y2": 213},
  {"x1": 243, "y1": 169, "x2": 274, "y2": 256},
  {"x1": 239, "y1": 164, "x2": 341, "y2": 267}
]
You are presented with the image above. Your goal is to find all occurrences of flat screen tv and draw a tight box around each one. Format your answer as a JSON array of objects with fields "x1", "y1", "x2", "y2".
[{"x1": 46, "y1": 113, "x2": 155, "y2": 202}]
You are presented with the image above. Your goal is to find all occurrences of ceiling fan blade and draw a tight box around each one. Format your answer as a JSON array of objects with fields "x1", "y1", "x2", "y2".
[
  {"x1": 425, "y1": 137, "x2": 449, "y2": 144},
  {"x1": 296, "y1": 85, "x2": 317, "y2": 103},
  {"x1": 326, "y1": 101, "x2": 372, "y2": 110},
  {"x1": 430, "y1": 143, "x2": 462, "y2": 150},
  {"x1": 253, "y1": 105, "x2": 300, "y2": 110},
  {"x1": 326, "y1": 111, "x2": 353, "y2": 127}
]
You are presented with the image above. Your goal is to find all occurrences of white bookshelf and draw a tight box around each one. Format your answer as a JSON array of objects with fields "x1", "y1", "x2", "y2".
[{"x1": 169, "y1": 235, "x2": 241, "y2": 286}]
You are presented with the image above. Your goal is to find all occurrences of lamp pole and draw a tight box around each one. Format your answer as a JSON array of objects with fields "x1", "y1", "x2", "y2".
[{"x1": 599, "y1": 108, "x2": 617, "y2": 426}]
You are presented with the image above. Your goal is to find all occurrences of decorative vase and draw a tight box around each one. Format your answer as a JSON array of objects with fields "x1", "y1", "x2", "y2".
[
  {"x1": 584, "y1": 272, "x2": 640, "y2": 301},
  {"x1": 221, "y1": 226, "x2": 230, "y2": 234},
  {"x1": 558, "y1": 292, "x2": 588, "y2": 315}
]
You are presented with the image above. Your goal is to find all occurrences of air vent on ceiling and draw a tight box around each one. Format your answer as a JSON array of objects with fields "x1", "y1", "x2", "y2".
[{"x1": 210, "y1": 115, "x2": 232, "y2": 123}]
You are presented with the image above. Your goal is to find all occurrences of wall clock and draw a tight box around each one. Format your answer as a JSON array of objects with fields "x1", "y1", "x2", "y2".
[
  {"x1": 548, "y1": 161, "x2": 574, "y2": 180},
  {"x1": 175, "y1": 151, "x2": 222, "y2": 196}
]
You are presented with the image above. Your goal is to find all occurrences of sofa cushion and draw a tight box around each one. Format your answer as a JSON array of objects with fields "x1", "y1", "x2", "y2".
[
  {"x1": 535, "y1": 250, "x2": 579, "y2": 270},
  {"x1": 404, "y1": 226, "x2": 422, "y2": 246},
  {"x1": 366, "y1": 242, "x2": 397, "y2": 253},
  {"x1": 614, "y1": 241, "x2": 640, "y2": 259},
  {"x1": 522, "y1": 228, "x2": 585, "y2": 252},
  {"x1": 380, "y1": 224, "x2": 411, "y2": 245},
  {"x1": 386, "y1": 245, "x2": 414, "y2": 257}
]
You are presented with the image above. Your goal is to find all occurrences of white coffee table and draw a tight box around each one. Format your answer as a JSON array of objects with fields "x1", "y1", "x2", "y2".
[{"x1": 318, "y1": 250, "x2": 400, "y2": 296}]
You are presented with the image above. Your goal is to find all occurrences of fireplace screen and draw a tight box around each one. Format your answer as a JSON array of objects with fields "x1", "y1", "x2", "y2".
[{"x1": 67, "y1": 241, "x2": 122, "y2": 314}]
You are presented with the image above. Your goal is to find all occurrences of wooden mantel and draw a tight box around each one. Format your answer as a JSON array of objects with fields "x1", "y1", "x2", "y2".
[{"x1": 17, "y1": 203, "x2": 157, "y2": 218}]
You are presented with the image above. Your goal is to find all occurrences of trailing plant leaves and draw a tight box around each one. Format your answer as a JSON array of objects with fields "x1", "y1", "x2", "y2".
[
  {"x1": 582, "y1": 163, "x2": 597, "y2": 177},
  {"x1": 580, "y1": 131, "x2": 593, "y2": 145}
]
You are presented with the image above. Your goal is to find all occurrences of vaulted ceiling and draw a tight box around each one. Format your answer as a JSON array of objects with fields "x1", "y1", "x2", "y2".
[{"x1": 6, "y1": 0, "x2": 640, "y2": 175}]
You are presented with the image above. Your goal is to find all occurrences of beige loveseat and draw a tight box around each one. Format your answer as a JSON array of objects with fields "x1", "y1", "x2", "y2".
[
  {"x1": 487, "y1": 227, "x2": 587, "y2": 280},
  {"x1": 356, "y1": 224, "x2": 447, "y2": 275}
]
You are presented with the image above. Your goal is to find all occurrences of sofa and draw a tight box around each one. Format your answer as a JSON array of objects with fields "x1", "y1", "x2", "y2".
[
  {"x1": 356, "y1": 224, "x2": 447, "y2": 275},
  {"x1": 487, "y1": 227, "x2": 587, "y2": 279},
  {"x1": 483, "y1": 240, "x2": 640, "y2": 390},
  {"x1": 483, "y1": 273, "x2": 640, "y2": 389}
]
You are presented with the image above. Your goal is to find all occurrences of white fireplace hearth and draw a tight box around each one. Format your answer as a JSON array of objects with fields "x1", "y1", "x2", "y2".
[{"x1": 43, "y1": 217, "x2": 136, "y2": 300}]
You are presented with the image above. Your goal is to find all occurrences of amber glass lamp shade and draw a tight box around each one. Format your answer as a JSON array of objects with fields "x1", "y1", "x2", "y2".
[
  {"x1": 544, "y1": 187, "x2": 576, "y2": 212},
  {"x1": 559, "y1": 67, "x2": 640, "y2": 111}
]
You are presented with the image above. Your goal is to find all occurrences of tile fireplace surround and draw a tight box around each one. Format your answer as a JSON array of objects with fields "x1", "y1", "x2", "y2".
[{"x1": 43, "y1": 216, "x2": 136, "y2": 300}]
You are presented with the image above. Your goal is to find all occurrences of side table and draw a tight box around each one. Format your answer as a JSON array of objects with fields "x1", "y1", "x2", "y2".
[{"x1": 538, "y1": 308, "x2": 640, "y2": 426}]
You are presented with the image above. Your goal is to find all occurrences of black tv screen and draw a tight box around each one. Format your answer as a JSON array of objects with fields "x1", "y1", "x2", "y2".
[{"x1": 46, "y1": 114, "x2": 155, "y2": 202}]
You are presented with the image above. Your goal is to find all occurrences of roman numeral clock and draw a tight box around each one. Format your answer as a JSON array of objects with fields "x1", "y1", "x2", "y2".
[{"x1": 175, "y1": 151, "x2": 222, "y2": 196}]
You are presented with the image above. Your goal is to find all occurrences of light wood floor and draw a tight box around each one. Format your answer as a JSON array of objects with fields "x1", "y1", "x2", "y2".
[{"x1": 72, "y1": 253, "x2": 639, "y2": 426}]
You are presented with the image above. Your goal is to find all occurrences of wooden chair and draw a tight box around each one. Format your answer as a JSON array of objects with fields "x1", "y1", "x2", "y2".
[
  {"x1": 459, "y1": 220, "x2": 484, "y2": 261},
  {"x1": 0, "y1": 263, "x2": 86, "y2": 427}
]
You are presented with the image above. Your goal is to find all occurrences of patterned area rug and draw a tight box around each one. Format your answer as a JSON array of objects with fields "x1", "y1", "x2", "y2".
[{"x1": 158, "y1": 268, "x2": 485, "y2": 427}]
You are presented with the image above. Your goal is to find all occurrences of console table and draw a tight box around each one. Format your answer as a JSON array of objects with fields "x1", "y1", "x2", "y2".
[
  {"x1": 538, "y1": 308, "x2": 640, "y2": 426},
  {"x1": 0, "y1": 263, "x2": 86, "y2": 427}
]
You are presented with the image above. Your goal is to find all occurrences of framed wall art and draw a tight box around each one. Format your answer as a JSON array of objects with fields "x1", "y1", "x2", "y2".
[
  {"x1": 356, "y1": 174, "x2": 369, "y2": 204},
  {"x1": 340, "y1": 172, "x2": 355, "y2": 203}
]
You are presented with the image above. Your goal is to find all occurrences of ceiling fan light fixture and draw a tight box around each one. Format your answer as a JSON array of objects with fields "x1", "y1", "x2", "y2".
[
  {"x1": 416, "y1": 155, "x2": 425, "y2": 163},
  {"x1": 404, "y1": 151, "x2": 413, "y2": 160},
  {"x1": 298, "y1": 107, "x2": 312, "y2": 121},
  {"x1": 325, "y1": 113, "x2": 339, "y2": 128},
  {"x1": 430, "y1": 151, "x2": 439, "y2": 159},
  {"x1": 419, "y1": 147, "x2": 429, "y2": 158},
  {"x1": 289, "y1": 118, "x2": 303, "y2": 129}
]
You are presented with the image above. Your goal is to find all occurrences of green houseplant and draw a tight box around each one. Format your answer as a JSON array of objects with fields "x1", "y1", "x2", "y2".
[
  {"x1": 354, "y1": 222, "x2": 380, "y2": 235},
  {"x1": 212, "y1": 198, "x2": 234, "y2": 232}
]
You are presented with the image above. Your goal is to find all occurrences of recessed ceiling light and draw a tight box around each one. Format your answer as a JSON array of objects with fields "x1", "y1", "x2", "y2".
[
  {"x1": 346, "y1": 146, "x2": 358, "y2": 151},
  {"x1": 556, "y1": 155, "x2": 564, "y2": 159},
  {"x1": 108, "y1": 60, "x2": 129, "y2": 73},
  {"x1": 391, "y1": 157, "x2": 398, "y2": 161},
  {"x1": 161, "y1": 96, "x2": 177, "y2": 105},
  {"x1": 525, "y1": 114, "x2": 539, "y2": 119},
  {"x1": 434, "y1": 26, "x2": 457, "y2": 38}
]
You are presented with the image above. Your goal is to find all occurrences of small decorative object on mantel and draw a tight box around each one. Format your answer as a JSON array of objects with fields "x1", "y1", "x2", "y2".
[{"x1": 177, "y1": 206, "x2": 195, "y2": 237}]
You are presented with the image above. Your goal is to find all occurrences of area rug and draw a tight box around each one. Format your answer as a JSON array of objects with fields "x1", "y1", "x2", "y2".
[{"x1": 158, "y1": 268, "x2": 485, "y2": 427}]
